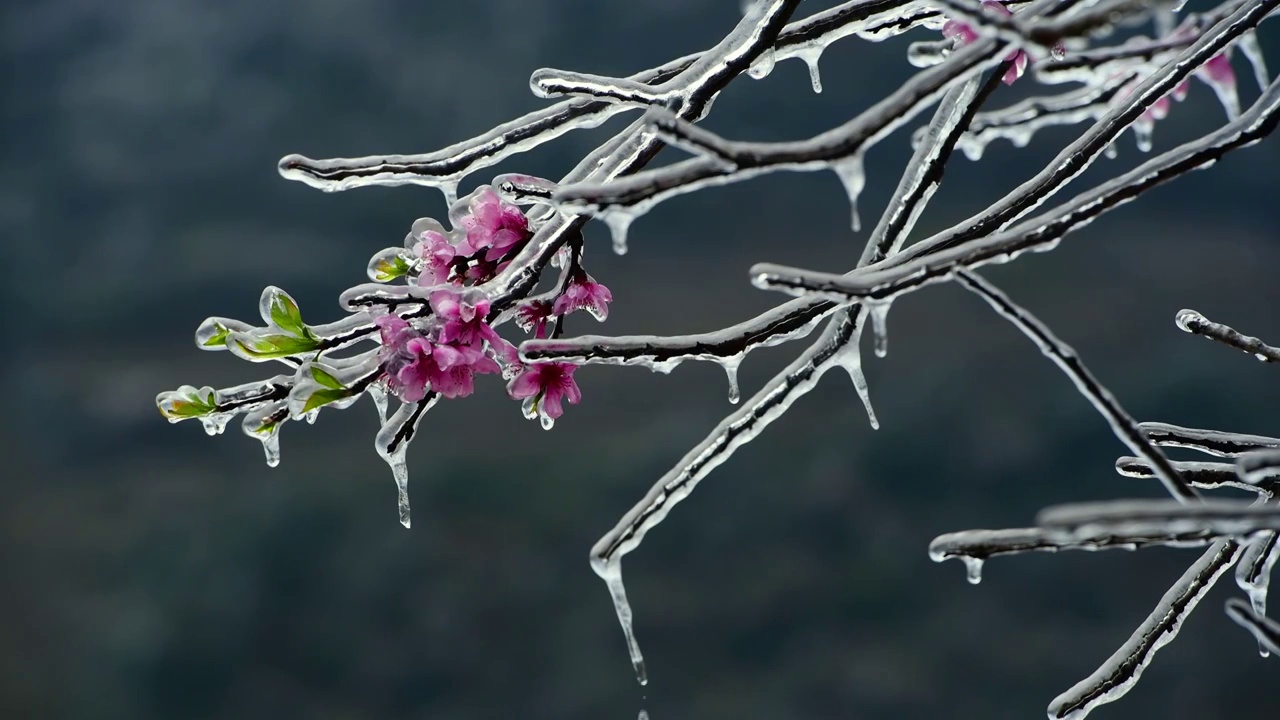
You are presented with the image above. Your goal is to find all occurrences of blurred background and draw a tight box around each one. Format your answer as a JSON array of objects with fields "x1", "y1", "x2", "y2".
[{"x1": 4, "y1": 0, "x2": 1279, "y2": 718}]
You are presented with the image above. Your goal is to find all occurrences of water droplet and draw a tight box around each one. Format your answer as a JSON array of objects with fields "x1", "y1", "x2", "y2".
[
  {"x1": 748, "y1": 49, "x2": 776, "y2": 79},
  {"x1": 963, "y1": 556, "x2": 985, "y2": 585},
  {"x1": 540, "y1": 411, "x2": 555, "y2": 431},
  {"x1": 1175, "y1": 309, "x2": 1202, "y2": 333}
]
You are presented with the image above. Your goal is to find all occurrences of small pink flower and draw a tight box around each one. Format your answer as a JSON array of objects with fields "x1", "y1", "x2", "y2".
[
  {"x1": 516, "y1": 300, "x2": 554, "y2": 339},
  {"x1": 429, "y1": 288, "x2": 518, "y2": 362},
  {"x1": 1199, "y1": 52, "x2": 1236, "y2": 89},
  {"x1": 508, "y1": 362, "x2": 582, "y2": 420},
  {"x1": 414, "y1": 230, "x2": 457, "y2": 286},
  {"x1": 386, "y1": 336, "x2": 502, "y2": 402},
  {"x1": 941, "y1": 1, "x2": 1028, "y2": 85},
  {"x1": 375, "y1": 314, "x2": 415, "y2": 349},
  {"x1": 459, "y1": 187, "x2": 531, "y2": 262},
  {"x1": 553, "y1": 273, "x2": 612, "y2": 321}
]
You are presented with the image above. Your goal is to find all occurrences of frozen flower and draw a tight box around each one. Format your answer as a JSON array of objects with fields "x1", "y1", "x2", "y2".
[
  {"x1": 516, "y1": 300, "x2": 554, "y2": 339},
  {"x1": 414, "y1": 229, "x2": 458, "y2": 286},
  {"x1": 459, "y1": 187, "x2": 531, "y2": 262},
  {"x1": 1199, "y1": 52, "x2": 1236, "y2": 88},
  {"x1": 553, "y1": 272, "x2": 612, "y2": 321},
  {"x1": 508, "y1": 362, "x2": 582, "y2": 420},
  {"x1": 941, "y1": 1, "x2": 1028, "y2": 85},
  {"x1": 382, "y1": 335, "x2": 502, "y2": 402},
  {"x1": 429, "y1": 288, "x2": 518, "y2": 362}
]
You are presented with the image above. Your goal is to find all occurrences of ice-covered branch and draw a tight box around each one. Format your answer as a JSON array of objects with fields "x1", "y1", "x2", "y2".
[
  {"x1": 751, "y1": 70, "x2": 1280, "y2": 304},
  {"x1": 930, "y1": 527, "x2": 1218, "y2": 583},
  {"x1": 1116, "y1": 456, "x2": 1278, "y2": 495},
  {"x1": 1225, "y1": 597, "x2": 1280, "y2": 656},
  {"x1": 1240, "y1": 450, "x2": 1280, "y2": 486},
  {"x1": 1141, "y1": 422, "x2": 1280, "y2": 458},
  {"x1": 277, "y1": 0, "x2": 926, "y2": 198},
  {"x1": 1047, "y1": 540, "x2": 1241, "y2": 719},
  {"x1": 1039, "y1": 499, "x2": 1280, "y2": 540},
  {"x1": 1175, "y1": 308, "x2": 1280, "y2": 362},
  {"x1": 951, "y1": 270, "x2": 1199, "y2": 501}
]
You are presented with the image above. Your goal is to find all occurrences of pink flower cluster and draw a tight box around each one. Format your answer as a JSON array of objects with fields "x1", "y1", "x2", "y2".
[
  {"x1": 411, "y1": 186, "x2": 535, "y2": 287},
  {"x1": 373, "y1": 184, "x2": 613, "y2": 424}
]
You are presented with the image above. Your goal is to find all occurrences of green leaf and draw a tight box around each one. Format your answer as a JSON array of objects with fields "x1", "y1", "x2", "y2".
[
  {"x1": 201, "y1": 321, "x2": 233, "y2": 347},
  {"x1": 310, "y1": 366, "x2": 345, "y2": 390},
  {"x1": 373, "y1": 255, "x2": 412, "y2": 282},
  {"x1": 269, "y1": 293, "x2": 307, "y2": 337},
  {"x1": 232, "y1": 333, "x2": 321, "y2": 360},
  {"x1": 157, "y1": 387, "x2": 219, "y2": 420},
  {"x1": 302, "y1": 388, "x2": 349, "y2": 414}
]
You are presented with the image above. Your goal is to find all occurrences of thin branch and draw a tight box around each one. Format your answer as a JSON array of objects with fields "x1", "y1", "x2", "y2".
[
  {"x1": 953, "y1": 269, "x2": 1199, "y2": 502},
  {"x1": 1047, "y1": 540, "x2": 1241, "y2": 719},
  {"x1": 1039, "y1": 499, "x2": 1280, "y2": 540},
  {"x1": 1225, "y1": 597, "x2": 1280, "y2": 655},
  {"x1": 1176, "y1": 308, "x2": 1280, "y2": 362},
  {"x1": 1141, "y1": 422, "x2": 1280, "y2": 458},
  {"x1": 1116, "y1": 456, "x2": 1277, "y2": 495}
]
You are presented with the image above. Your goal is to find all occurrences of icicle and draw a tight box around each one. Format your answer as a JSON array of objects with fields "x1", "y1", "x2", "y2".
[
  {"x1": 598, "y1": 560, "x2": 648, "y2": 685},
  {"x1": 1238, "y1": 31, "x2": 1269, "y2": 90},
  {"x1": 831, "y1": 156, "x2": 866, "y2": 232},
  {"x1": 541, "y1": 412, "x2": 555, "y2": 431},
  {"x1": 1206, "y1": 78, "x2": 1241, "y2": 121},
  {"x1": 200, "y1": 413, "x2": 233, "y2": 436},
  {"x1": 303, "y1": 409, "x2": 320, "y2": 425},
  {"x1": 720, "y1": 357, "x2": 742, "y2": 404},
  {"x1": 1134, "y1": 124, "x2": 1154, "y2": 153},
  {"x1": 831, "y1": 324, "x2": 879, "y2": 430},
  {"x1": 795, "y1": 46, "x2": 824, "y2": 93},
  {"x1": 260, "y1": 432, "x2": 282, "y2": 468},
  {"x1": 747, "y1": 48, "x2": 776, "y2": 79},
  {"x1": 963, "y1": 555, "x2": 985, "y2": 585},
  {"x1": 1104, "y1": 143, "x2": 1119, "y2": 160},
  {"x1": 603, "y1": 210, "x2": 634, "y2": 255},
  {"x1": 439, "y1": 180, "x2": 459, "y2": 209},
  {"x1": 866, "y1": 300, "x2": 891, "y2": 359},
  {"x1": 368, "y1": 384, "x2": 389, "y2": 424},
  {"x1": 1236, "y1": 532, "x2": 1279, "y2": 657},
  {"x1": 390, "y1": 455, "x2": 411, "y2": 528}
]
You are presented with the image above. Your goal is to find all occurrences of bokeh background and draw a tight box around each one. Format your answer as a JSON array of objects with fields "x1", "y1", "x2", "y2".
[{"x1": 4, "y1": 1, "x2": 1279, "y2": 718}]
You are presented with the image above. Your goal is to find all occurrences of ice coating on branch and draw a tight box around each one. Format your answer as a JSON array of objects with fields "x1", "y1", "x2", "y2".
[
  {"x1": 748, "y1": 47, "x2": 776, "y2": 79},
  {"x1": 1048, "y1": 540, "x2": 1241, "y2": 719},
  {"x1": 1225, "y1": 596, "x2": 1280, "y2": 657}
]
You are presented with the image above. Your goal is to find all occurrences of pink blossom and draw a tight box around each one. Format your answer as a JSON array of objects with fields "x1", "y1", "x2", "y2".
[
  {"x1": 385, "y1": 335, "x2": 502, "y2": 402},
  {"x1": 414, "y1": 230, "x2": 457, "y2": 286},
  {"x1": 507, "y1": 362, "x2": 582, "y2": 419},
  {"x1": 1198, "y1": 52, "x2": 1236, "y2": 90},
  {"x1": 552, "y1": 273, "x2": 612, "y2": 321},
  {"x1": 516, "y1": 300, "x2": 554, "y2": 339},
  {"x1": 429, "y1": 288, "x2": 518, "y2": 362},
  {"x1": 941, "y1": 1, "x2": 1028, "y2": 85},
  {"x1": 459, "y1": 187, "x2": 531, "y2": 262}
]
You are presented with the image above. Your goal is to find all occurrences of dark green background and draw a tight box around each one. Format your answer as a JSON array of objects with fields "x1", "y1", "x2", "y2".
[{"x1": 4, "y1": 1, "x2": 1278, "y2": 717}]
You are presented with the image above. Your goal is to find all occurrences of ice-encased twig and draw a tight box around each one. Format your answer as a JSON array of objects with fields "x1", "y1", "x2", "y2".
[
  {"x1": 1224, "y1": 597, "x2": 1280, "y2": 656},
  {"x1": 1236, "y1": 530, "x2": 1279, "y2": 616},
  {"x1": 953, "y1": 269, "x2": 1200, "y2": 501},
  {"x1": 275, "y1": 0, "x2": 924, "y2": 198},
  {"x1": 751, "y1": 70, "x2": 1280, "y2": 304},
  {"x1": 1115, "y1": 455, "x2": 1278, "y2": 495},
  {"x1": 532, "y1": 0, "x2": 800, "y2": 112},
  {"x1": 930, "y1": 526, "x2": 1218, "y2": 566},
  {"x1": 1239, "y1": 450, "x2": 1280, "y2": 486},
  {"x1": 1141, "y1": 422, "x2": 1280, "y2": 458},
  {"x1": 1047, "y1": 540, "x2": 1241, "y2": 719},
  {"x1": 951, "y1": 82, "x2": 1126, "y2": 157},
  {"x1": 1039, "y1": 499, "x2": 1280, "y2": 540},
  {"x1": 1175, "y1": 308, "x2": 1280, "y2": 362}
]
